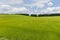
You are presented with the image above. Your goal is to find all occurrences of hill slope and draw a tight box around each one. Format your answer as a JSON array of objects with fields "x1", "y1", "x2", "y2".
[{"x1": 0, "y1": 15, "x2": 60, "y2": 40}]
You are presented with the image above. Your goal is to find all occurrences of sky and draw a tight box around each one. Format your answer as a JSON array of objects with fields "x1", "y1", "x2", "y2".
[{"x1": 0, "y1": 0, "x2": 60, "y2": 14}]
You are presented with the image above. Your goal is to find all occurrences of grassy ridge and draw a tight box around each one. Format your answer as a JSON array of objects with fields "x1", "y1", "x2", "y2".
[{"x1": 0, "y1": 15, "x2": 60, "y2": 40}]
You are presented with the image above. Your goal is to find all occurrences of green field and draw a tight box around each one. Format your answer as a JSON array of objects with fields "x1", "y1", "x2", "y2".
[{"x1": 0, "y1": 15, "x2": 60, "y2": 40}]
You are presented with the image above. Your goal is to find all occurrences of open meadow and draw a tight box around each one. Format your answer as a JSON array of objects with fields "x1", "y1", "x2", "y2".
[{"x1": 0, "y1": 15, "x2": 60, "y2": 40}]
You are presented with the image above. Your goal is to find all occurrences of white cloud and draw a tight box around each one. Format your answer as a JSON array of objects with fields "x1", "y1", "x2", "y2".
[
  {"x1": 52, "y1": 7, "x2": 60, "y2": 13},
  {"x1": 1, "y1": 5, "x2": 12, "y2": 8},
  {"x1": 0, "y1": 2, "x2": 4, "y2": 5},
  {"x1": 10, "y1": 0, "x2": 23, "y2": 4},
  {"x1": 24, "y1": 0, "x2": 53, "y2": 8},
  {"x1": 0, "y1": 0, "x2": 23, "y2": 5},
  {"x1": 40, "y1": 7, "x2": 60, "y2": 14},
  {"x1": 48, "y1": 2, "x2": 53, "y2": 6},
  {"x1": 0, "y1": 5, "x2": 27, "y2": 13},
  {"x1": 18, "y1": 7, "x2": 27, "y2": 11},
  {"x1": 0, "y1": 4, "x2": 12, "y2": 13},
  {"x1": 11, "y1": 7, "x2": 28, "y2": 13}
]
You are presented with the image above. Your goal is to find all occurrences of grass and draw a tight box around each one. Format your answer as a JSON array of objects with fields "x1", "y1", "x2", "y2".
[{"x1": 0, "y1": 15, "x2": 60, "y2": 40}]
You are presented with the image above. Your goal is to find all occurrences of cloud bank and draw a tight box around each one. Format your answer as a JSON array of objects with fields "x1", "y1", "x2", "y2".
[{"x1": 0, "y1": 0, "x2": 60, "y2": 14}]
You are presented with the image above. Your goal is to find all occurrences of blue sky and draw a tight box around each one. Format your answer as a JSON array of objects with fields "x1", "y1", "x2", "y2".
[
  {"x1": 52, "y1": 0, "x2": 60, "y2": 6},
  {"x1": 0, "y1": 0, "x2": 60, "y2": 14}
]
